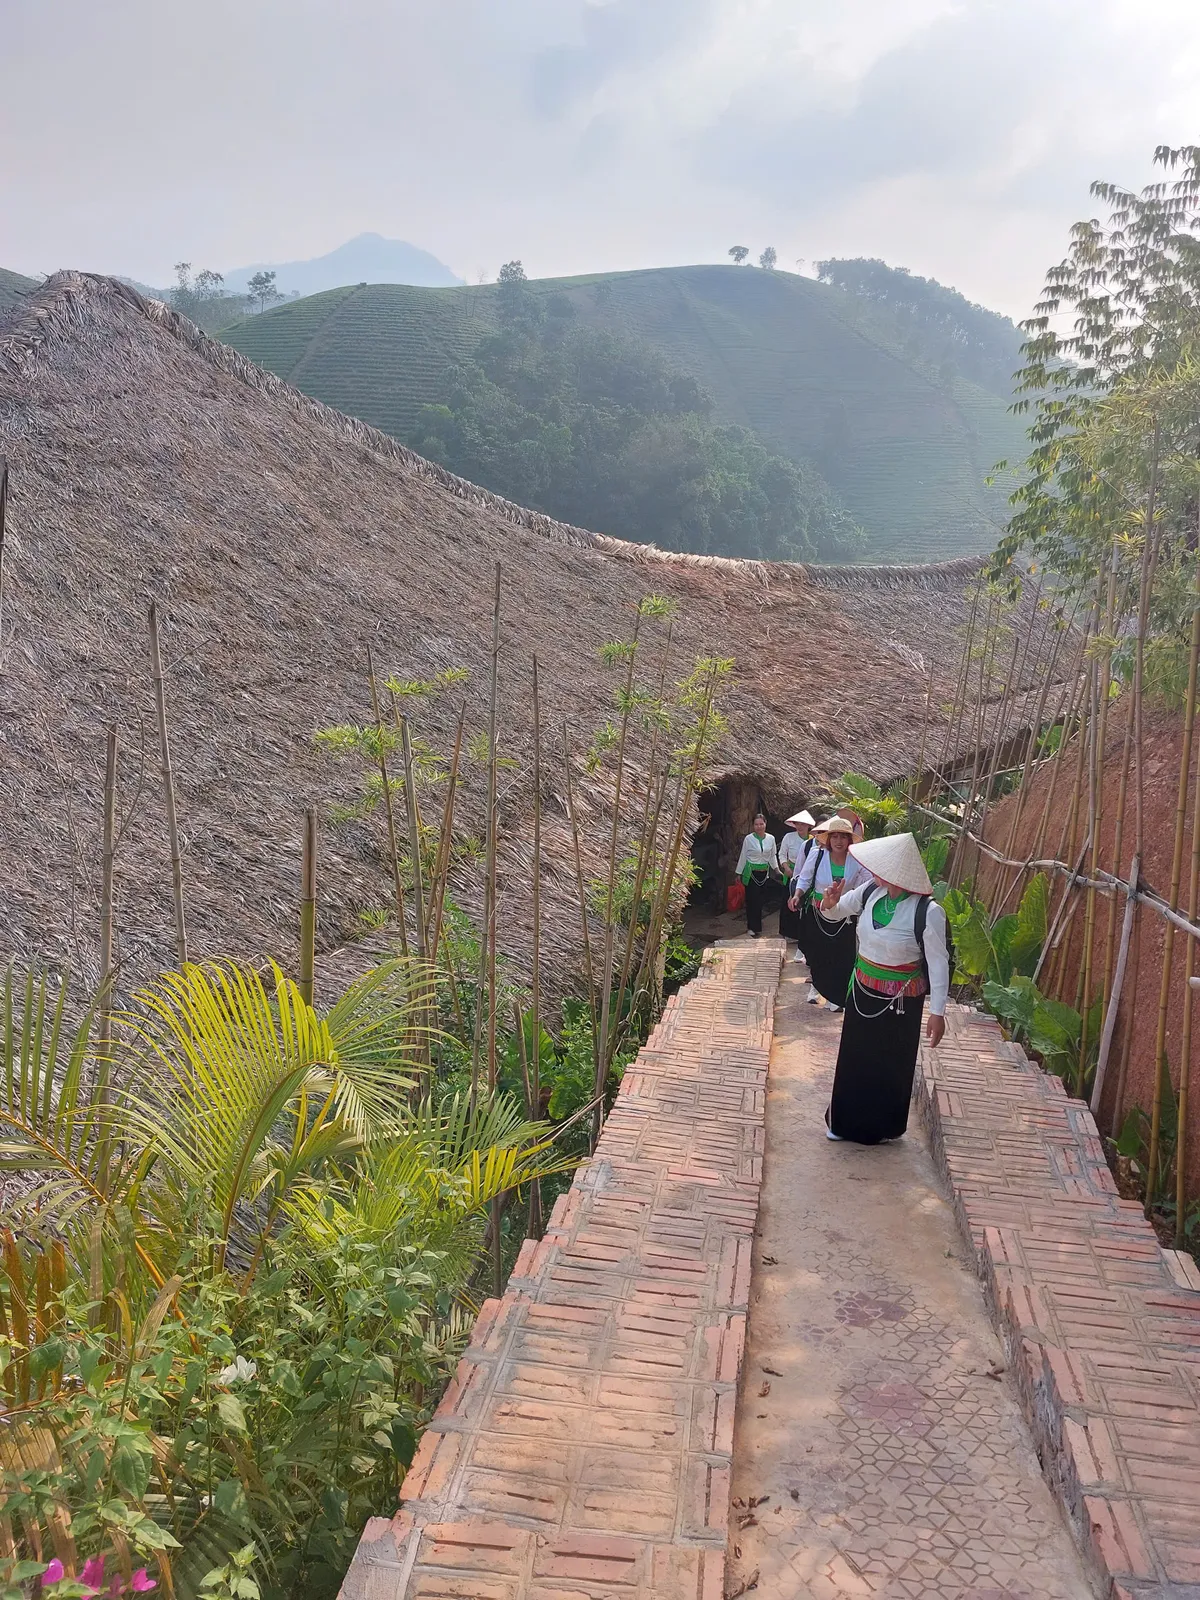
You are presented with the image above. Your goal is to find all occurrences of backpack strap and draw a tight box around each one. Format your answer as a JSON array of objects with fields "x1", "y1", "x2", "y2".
[
  {"x1": 804, "y1": 848, "x2": 826, "y2": 906},
  {"x1": 914, "y1": 894, "x2": 932, "y2": 981}
]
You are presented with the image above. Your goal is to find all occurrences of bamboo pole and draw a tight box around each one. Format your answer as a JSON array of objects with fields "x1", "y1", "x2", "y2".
[
  {"x1": 1102, "y1": 684, "x2": 1137, "y2": 1010},
  {"x1": 529, "y1": 657, "x2": 544, "y2": 1240},
  {"x1": 1132, "y1": 421, "x2": 1162, "y2": 864},
  {"x1": 1176, "y1": 675, "x2": 1200, "y2": 1243},
  {"x1": 594, "y1": 610, "x2": 643, "y2": 1144},
  {"x1": 951, "y1": 590, "x2": 1001, "y2": 880},
  {"x1": 1145, "y1": 555, "x2": 1200, "y2": 1214},
  {"x1": 1091, "y1": 854, "x2": 1139, "y2": 1117},
  {"x1": 366, "y1": 645, "x2": 409, "y2": 957},
  {"x1": 909, "y1": 655, "x2": 936, "y2": 815},
  {"x1": 0, "y1": 458, "x2": 8, "y2": 659},
  {"x1": 147, "y1": 603, "x2": 189, "y2": 968},
  {"x1": 1114, "y1": 915, "x2": 1142, "y2": 1120},
  {"x1": 426, "y1": 702, "x2": 466, "y2": 964},
  {"x1": 97, "y1": 725, "x2": 118, "y2": 1061},
  {"x1": 479, "y1": 563, "x2": 503, "y2": 1298},
  {"x1": 931, "y1": 580, "x2": 983, "y2": 808},
  {"x1": 398, "y1": 714, "x2": 426, "y2": 959},
  {"x1": 299, "y1": 808, "x2": 317, "y2": 1008},
  {"x1": 562, "y1": 723, "x2": 599, "y2": 1047}
]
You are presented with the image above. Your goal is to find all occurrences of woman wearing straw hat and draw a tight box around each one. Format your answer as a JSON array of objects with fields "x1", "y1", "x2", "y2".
[
  {"x1": 778, "y1": 810, "x2": 815, "y2": 962},
  {"x1": 734, "y1": 811, "x2": 781, "y2": 939},
  {"x1": 788, "y1": 816, "x2": 873, "y2": 1010},
  {"x1": 819, "y1": 832, "x2": 949, "y2": 1144}
]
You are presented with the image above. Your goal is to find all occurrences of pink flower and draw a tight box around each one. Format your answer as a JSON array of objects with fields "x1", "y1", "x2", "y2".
[
  {"x1": 43, "y1": 1559, "x2": 66, "y2": 1585},
  {"x1": 79, "y1": 1556, "x2": 107, "y2": 1595},
  {"x1": 130, "y1": 1573, "x2": 156, "y2": 1594}
]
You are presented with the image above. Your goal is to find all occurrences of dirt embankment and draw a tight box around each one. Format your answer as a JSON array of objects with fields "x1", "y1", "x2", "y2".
[{"x1": 972, "y1": 705, "x2": 1200, "y2": 1201}]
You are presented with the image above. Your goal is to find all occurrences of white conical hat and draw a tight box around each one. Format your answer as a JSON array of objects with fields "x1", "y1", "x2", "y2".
[
  {"x1": 787, "y1": 809, "x2": 816, "y2": 826},
  {"x1": 848, "y1": 832, "x2": 933, "y2": 895}
]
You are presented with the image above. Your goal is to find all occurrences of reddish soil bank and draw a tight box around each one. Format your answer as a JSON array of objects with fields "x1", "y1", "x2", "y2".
[{"x1": 969, "y1": 705, "x2": 1200, "y2": 1204}]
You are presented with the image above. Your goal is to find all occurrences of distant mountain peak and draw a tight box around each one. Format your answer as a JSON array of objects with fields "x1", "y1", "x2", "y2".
[{"x1": 223, "y1": 236, "x2": 462, "y2": 298}]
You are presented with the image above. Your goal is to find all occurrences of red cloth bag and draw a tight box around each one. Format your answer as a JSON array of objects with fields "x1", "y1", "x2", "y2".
[{"x1": 726, "y1": 881, "x2": 746, "y2": 914}]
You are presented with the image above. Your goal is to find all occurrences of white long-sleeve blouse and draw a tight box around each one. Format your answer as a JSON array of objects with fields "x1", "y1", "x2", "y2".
[
  {"x1": 823, "y1": 884, "x2": 951, "y2": 1015},
  {"x1": 734, "y1": 832, "x2": 779, "y2": 877}
]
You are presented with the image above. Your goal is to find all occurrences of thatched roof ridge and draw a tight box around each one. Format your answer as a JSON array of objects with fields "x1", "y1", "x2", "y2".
[{"x1": 0, "y1": 271, "x2": 1057, "y2": 996}]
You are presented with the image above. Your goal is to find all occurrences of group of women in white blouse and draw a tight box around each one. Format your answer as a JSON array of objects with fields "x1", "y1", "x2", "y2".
[{"x1": 732, "y1": 810, "x2": 950, "y2": 1145}]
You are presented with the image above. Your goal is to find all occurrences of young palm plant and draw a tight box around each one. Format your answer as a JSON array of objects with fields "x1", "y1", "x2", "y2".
[{"x1": 0, "y1": 958, "x2": 562, "y2": 1600}]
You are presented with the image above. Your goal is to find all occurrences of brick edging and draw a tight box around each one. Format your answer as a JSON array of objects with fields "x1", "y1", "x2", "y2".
[{"x1": 916, "y1": 1005, "x2": 1200, "y2": 1600}]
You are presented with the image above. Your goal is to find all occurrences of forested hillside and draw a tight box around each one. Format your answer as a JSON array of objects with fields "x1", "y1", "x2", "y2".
[
  {"x1": 0, "y1": 267, "x2": 37, "y2": 319},
  {"x1": 222, "y1": 263, "x2": 1028, "y2": 562}
]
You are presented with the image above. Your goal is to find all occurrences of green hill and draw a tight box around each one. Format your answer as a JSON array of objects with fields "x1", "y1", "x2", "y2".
[
  {"x1": 222, "y1": 265, "x2": 1029, "y2": 562},
  {"x1": 0, "y1": 268, "x2": 37, "y2": 319}
]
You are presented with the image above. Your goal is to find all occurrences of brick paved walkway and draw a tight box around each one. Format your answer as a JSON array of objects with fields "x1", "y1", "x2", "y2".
[
  {"x1": 728, "y1": 965, "x2": 1094, "y2": 1600},
  {"x1": 919, "y1": 1005, "x2": 1200, "y2": 1599},
  {"x1": 338, "y1": 942, "x2": 1200, "y2": 1600},
  {"x1": 340, "y1": 940, "x2": 780, "y2": 1599}
]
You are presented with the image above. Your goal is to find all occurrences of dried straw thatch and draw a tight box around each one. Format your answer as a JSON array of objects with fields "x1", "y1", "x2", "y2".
[{"x1": 0, "y1": 273, "x2": 1057, "y2": 995}]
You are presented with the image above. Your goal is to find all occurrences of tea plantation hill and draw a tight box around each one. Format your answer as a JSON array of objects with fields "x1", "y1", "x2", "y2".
[
  {"x1": 221, "y1": 264, "x2": 1029, "y2": 564},
  {"x1": 0, "y1": 268, "x2": 37, "y2": 318}
]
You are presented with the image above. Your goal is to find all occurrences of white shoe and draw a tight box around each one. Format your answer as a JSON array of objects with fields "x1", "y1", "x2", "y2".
[
  {"x1": 826, "y1": 1004, "x2": 843, "y2": 1014},
  {"x1": 826, "y1": 1127, "x2": 845, "y2": 1141},
  {"x1": 792, "y1": 949, "x2": 805, "y2": 964},
  {"x1": 749, "y1": 930, "x2": 759, "y2": 938},
  {"x1": 806, "y1": 986, "x2": 820, "y2": 1004}
]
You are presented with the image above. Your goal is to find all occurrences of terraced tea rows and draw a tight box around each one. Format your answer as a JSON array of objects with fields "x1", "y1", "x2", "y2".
[{"x1": 223, "y1": 265, "x2": 1029, "y2": 563}]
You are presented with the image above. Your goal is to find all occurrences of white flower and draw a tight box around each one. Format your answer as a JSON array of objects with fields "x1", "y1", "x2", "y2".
[{"x1": 218, "y1": 1355, "x2": 258, "y2": 1386}]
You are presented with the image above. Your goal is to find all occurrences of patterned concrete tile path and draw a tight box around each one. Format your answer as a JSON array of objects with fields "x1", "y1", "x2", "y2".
[{"x1": 727, "y1": 962, "x2": 1096, "y2": 1600}]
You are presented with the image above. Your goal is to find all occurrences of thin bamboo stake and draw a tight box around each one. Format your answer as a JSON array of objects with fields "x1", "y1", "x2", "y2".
[
  {"x1": 366, "y1": 646, "x2": 409, "y2": 958},
  {"x1": 427, "y1": 702, "x2": 466, "y2": 964},
  {"x1": 0, "y1": 459, "x2": 8, "y2": 659},
  {"x1": 398, "y1": 713, "x2": 426, "y2": 959},
  {"x1": 97, "y1": 725, "x2": 118, "y2": 1062},
  {"x1": 931, "y1": 580, "x2": 983, "y2": 807},
  {"x1": 1092, "y1": 854, "x2": 1139, "y2": 1117},
  {"x1": 1077, "y1": 626, "x2": 1103, "y2": 1036},
  {"x1": 951, "y1": 590, "x2": 1001, "y2": 880},
  {"x1": 1047, "y1": 594, "x2": 1100, "y2": 1002},
  {"x1": 1132, "y1": 420, "x2": 1162, "y2": 863},
  {"x1": 299, "y1": 808, "x2": 317, "y2": 1008},
  {"x1": 1145, "y1": 555, "x2": 1200, "y2": 1214},
  {"x1": 1102, "y1": 686, "x2": 1137, "y2": 1008},
  {"x1": 1114, "y1": 914, "x2": 1141, "y2": 1121},
  {"x1": 1176, "y1": 668, "x2": 1200, "y2": 1243},
  {"x1": 529, "y1": 658, "x2": 544, "y2": 1240},
  {"x1": 594, "y1": 610, "x2": 644, "y2": 1144},
  {"x1": 562, "y1": 724, "x2": 599, "y2": 1045},
  {"x1": 909, "y1": 655, "x2": 936, "y2": 814},
  {"x1": 147, "y1": 603, "x2": 189, "y2": 968},
  {"x1": 998, "y1": 600, "x2": 1078, "y2": 898}
]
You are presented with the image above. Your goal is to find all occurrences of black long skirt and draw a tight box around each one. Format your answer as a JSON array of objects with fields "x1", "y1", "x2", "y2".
[
  {"x1": 804, "y1": 909, "x2": 857, "y2": 1004},
  {"x1": 778, "y1": 893, "x2": 802, "y2": 942},
  {"x1": 827, "y1": 979, "x2": 926, "y2": 1144}
]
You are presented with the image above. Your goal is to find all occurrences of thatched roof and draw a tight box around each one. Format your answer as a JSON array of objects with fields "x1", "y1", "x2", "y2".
[{"x1": 0, "y1": 273, "x2": 1055, "y2": 994}]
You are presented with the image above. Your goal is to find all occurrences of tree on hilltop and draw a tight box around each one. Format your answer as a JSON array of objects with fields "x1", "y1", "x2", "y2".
[
  {"x1": 759, "y1": 246, "x2": 777, "y2": 270},
  {"x1": 728, "y1": 246, "x2": 750, "y2": 265},
  {"x1": 248, "y1": 269, "x2": 281, "y2": 314}
]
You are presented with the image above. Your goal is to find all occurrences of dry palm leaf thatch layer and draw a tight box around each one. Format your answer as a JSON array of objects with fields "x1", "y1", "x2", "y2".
[{"x1": 0, "y1": 273, "x2": 1059, "y2": 997}]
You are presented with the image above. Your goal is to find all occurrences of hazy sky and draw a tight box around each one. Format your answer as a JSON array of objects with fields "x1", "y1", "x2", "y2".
[{"x1": 3, "y1": 0, "x2": 1198, "y2": 318}]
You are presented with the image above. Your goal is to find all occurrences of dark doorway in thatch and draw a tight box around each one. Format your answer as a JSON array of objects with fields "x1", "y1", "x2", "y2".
[{"x1": 688, "y1": 777, "x2": 785, "y2": 915}]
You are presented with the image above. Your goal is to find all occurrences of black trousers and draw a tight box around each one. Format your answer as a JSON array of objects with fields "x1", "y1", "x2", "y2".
[{"x1": 745, "y1": 872, "x2": 769, "y2": 933}]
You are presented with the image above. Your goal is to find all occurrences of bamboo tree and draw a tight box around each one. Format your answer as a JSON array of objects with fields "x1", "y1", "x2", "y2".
[
  {"x1": 147, "y1": 603, "x2": 189, "y2": 967},
  {"x1": 397, "y1": 712, "x2": 426, "y2": 959},
  {"x1": 471, "y1": 566, "x2": 502, "y2": 1113}
]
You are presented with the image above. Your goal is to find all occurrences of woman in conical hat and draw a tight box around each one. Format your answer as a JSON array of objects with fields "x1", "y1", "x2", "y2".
[
  {"x1": 787, "y1": 817, "x2": 873, "y2": 1011},
  {"x1": 777, "y1": 810, "x2": 815, "y2": 961},
  {"x1": 818, "y1": 832, "x2": 949, "y2": 1144}
]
